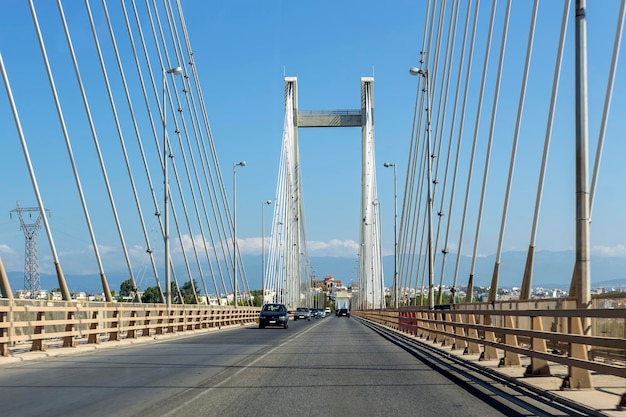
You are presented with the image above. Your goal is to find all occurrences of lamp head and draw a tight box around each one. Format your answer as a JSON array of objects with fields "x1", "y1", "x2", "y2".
[
  {"x1": 166, "y1": 66, "x2": 183, "y2": 75},
  {"x1": 235, "y1": 161, "x2": 246, "y2": 167},
  {"x1": 409, "y1": 66, "x2": 427, "y2": 77},
  {"x1": 264, "y1": 200, "x2": 272, "y2": 205},
  {"x1": 383, "y1": 162, "x2": 394, "y2": 168}
]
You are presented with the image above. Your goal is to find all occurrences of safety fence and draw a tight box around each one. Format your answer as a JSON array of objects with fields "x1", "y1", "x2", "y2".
[
  {"x1": 354, "y1": 296, "x2": 625, "y2": 390},
  {"x1": 0, "y1": 299, "x2": 260, "y2": 356}
]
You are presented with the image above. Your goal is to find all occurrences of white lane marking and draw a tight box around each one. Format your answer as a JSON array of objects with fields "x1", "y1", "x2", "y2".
[{"x1": 163, "y1": 319, "x2": 326, "y2": 416}]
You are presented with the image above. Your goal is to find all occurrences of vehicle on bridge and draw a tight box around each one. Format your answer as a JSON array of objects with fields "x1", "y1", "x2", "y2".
[
  {"x1": 258, "y1": 303, "x2": 289, "y2": 329},
  {"x1": 310, "y1": 308, "x2": 321, "y2": 318},
  {"x1": 293, "y1": 307, "x2": 311, "y2": 321},
  {"x1": 336, "y1": 308, "x2": 350, "y2": 318}
]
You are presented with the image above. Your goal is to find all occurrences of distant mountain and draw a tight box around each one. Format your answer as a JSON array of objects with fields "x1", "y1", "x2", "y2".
[{"x1": 6, "y1": 250, "x2": 626, "y2": 295}]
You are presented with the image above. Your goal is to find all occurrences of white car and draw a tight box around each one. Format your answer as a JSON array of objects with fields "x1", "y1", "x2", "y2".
[{"x1": 325, "y1": 307, "x2": 331, "y2": 315}]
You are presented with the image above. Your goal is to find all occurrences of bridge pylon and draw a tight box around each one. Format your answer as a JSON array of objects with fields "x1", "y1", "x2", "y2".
[{"x1": 269, "y1": 77, "x2": 384, "y2": 310}]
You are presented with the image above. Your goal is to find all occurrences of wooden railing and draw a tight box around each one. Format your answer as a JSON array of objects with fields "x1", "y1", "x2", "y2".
[
  {"x1": 354, "y1": 297, "x2": 625, "y2": 390},
  {"x1": 0, "y1": 299, "x2": 260, "y2": 356}
]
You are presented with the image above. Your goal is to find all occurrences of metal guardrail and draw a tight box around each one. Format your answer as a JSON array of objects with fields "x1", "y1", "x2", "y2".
[
  {"x1": 0, "y1": 299, "x2": 260, "y2": 356},
  {"x1": 353, "y1": 297, "x2": 625, "y2": 391}
]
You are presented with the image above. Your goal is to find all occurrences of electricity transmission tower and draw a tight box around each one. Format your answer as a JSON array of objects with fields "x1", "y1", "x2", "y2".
[{"x1": 10, "y1": 202, "x2": 50, "y2": 297}]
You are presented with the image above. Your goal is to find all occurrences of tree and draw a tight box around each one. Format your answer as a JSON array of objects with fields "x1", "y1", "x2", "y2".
[
  {"x1": 119, "y1": 279, "x2": 135, "y2": 298},
  {"x1": 179, "y1": 279, "x2": 199, "y2": 304},
  {"x1": 141, "y1": 286, "x2": 162, "y2": 303},
  {"x1": 171, "y1": 281, "x2": 179, "y2": 303},
  {"x1": 250, "y1": 289, "x2": 263, "y2": 306}
]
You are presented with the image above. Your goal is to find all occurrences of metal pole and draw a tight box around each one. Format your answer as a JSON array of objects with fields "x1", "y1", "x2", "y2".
[
  {"x1": 163, "y1": 70, "x2": 169, "y2": 310},
  {"x1": 574, "y1": 0, "x2": 591, "y2": 308},
  {"x1": 163, "y1": 66, "x2": 182, "y2": 309},
  {"x1": 393, "y1": 164, "x2": 398, "y2": 308},
  {"x1": 261, "y1": 200, "x2": 271, "y2": 305},
  {"x1": 233, "y1": 163, "x2": 237, "y2": 308},
  {"x1": 426, "y1": 70, "x2": 434, "y2": 310},
  {"x1": 233, "y1": 161, "x2": 246, "y2": 307},
  {"x1": 384, "y1": 162, "x2": 398, "y2": 308},
  {"x1": 410, "y1": 67, "x2": 435, "y2": 309}
]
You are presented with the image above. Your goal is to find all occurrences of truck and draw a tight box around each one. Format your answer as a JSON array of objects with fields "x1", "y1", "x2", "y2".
[{"x1": 335, "y1": 294, "x2": 350, "y2": 311}]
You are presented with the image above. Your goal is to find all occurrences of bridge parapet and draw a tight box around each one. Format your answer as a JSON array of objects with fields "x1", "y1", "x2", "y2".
[
  {"x1": 0, "y1": 299, "x2": 260, "y2": 357},
  {"x1": 355, "y1": 295, "x2": 625, "y2": 392}
]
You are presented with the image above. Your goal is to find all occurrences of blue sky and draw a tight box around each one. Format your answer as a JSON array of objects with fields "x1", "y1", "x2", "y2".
[{"x1": 0, "y1": 1, "x2": 625, "y2": 287}]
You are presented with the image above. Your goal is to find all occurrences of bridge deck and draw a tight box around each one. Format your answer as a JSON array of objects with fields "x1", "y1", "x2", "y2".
[{"x1": 1, "y1": 324, "x2": 624, "y2": 416}]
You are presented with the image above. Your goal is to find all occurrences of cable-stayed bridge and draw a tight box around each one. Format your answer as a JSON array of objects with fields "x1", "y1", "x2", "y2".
[
  {"x1": 0, "y1": 1, "x2": 625, "y2": 412},
  {"x1": 265, "y1": 77, "x2": 383, "y2": 310},
  {"x1": 0, "y1": 0, "x2": 624, "y2": 309}
]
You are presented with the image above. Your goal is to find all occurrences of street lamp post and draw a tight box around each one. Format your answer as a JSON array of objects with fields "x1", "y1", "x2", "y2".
[
  {"x1": 163, "y1": 65, "x2": 182, "y2": 309},
  {"x1": 410, "y1": 66, "x2": 434, "y2": 309},
  {"x1": 261, "y1": 199, "x2": 272, "y2": 306},
  {"x1": 384, "y1": 162, "x2": 398, "y2": 308},
  {"x1": 233, "y1": 161, "x2": 246, "y2": 307}
]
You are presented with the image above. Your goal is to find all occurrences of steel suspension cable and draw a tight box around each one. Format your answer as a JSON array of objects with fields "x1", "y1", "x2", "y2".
[
  {"x1": 398, "y1": 84, "x2": 426, "y2": 301},
  {"x1": 34, "y1": 0, "x2": 114, "y2": 301},
  {"x1": 142, "y1": 0, "x2": 193, "y2": 302},
  {"x1": 411, "y1": 0, "x2": 439, "y2": 304},
  {"x1": 402, "y1": 69, "x2": 429, "y2": 303},
  {"x1": 453, "y1": 0, "x2": 484, "y2": 300},
  {"x1": 148, "y1": 0, "x2": 205, "y2": 302},
  {"x1": 446, "y1": 0, "x2": 480, "y2": 300},
  {"x1": 398, "y1": 0, "x2": 432, "y2": 304},
  {"x1": 0, "y1": 52, "x2": 71, "y2": 301},
  {"x1": 126, "y1": 0, "x2": 185, "y2": 300},
  {"x1": 455, "y1": 0, "x2": 497, "y2": 302},
  {"x1": 168, "y1": 3, "x2": 242, "y2": 304},
  {"x1": 150, "y1": 0, "x2": 207, "y2": 303},
  {"x1": 436, "y1": 0, "x2": 473, "y2": 304},
  {"x1": 82, "y1": 0, "x2": 141, "y2": 303},
  {"x1": 520, "y1": 0, "x2": 570, "y2": 300},
  {"x1": 489, "y1": 0, "x2": 538, "y2": 303},
  {"x1": 433, "y1": 0, "x2": 461, "y2": 303},
  {"x1": 420, "y1": 0, "x2": 454, "y2": 305},
  {"x1": 589, "y1": 0, "x2": 625, "y2": 218},
  {"x1": 106, "y1": 0, "x2": 166, "y2": 300},
  {"x1": 468, "y1": 0, "x2": 510, "y2": 302},
  {"x1": 162, "y1": 0, "x2": 216, "y2": 301},
  {"x1": 268, "y1": 145, "x2": 287, "y2": 300},
  {"x1": 166, "y1": 0, "x2": 225, "y2": 300},
  {"x1": 428, "y1": 0, "x2": 448, "y2": 105},
  {"x1": 132, "y1": 2, "x2": 190, "y2": 302},
  {"x1": 270, "y1": 138, "x2": 288, "y2": 303},
  {"x1": 405, "y1": 110, "x2": 428, "y2": 304},
  {"x1": 173, "y1": 0, "x2": 238, "y2": 300}
]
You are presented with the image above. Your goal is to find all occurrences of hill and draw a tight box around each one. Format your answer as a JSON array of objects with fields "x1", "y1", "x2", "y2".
[{"x1": 6, "y1": 250, "x2": 626, "y2": 295}]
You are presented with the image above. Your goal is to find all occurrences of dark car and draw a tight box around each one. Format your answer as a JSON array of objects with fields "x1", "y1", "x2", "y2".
[
  {"x1": 337, "y1": 308, "x2": 350, "y2": 317},
  {"x1": 294, "y1": 307, "x2": 311, "y2": 321},
  {"x1": 259, "y1": 303, "x2": 289, "y2": 329}
]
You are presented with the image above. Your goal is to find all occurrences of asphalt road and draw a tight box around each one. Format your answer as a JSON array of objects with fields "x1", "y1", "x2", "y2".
[{"x1": 0, "y1": 316, "x2": 509, "y2": 417}]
